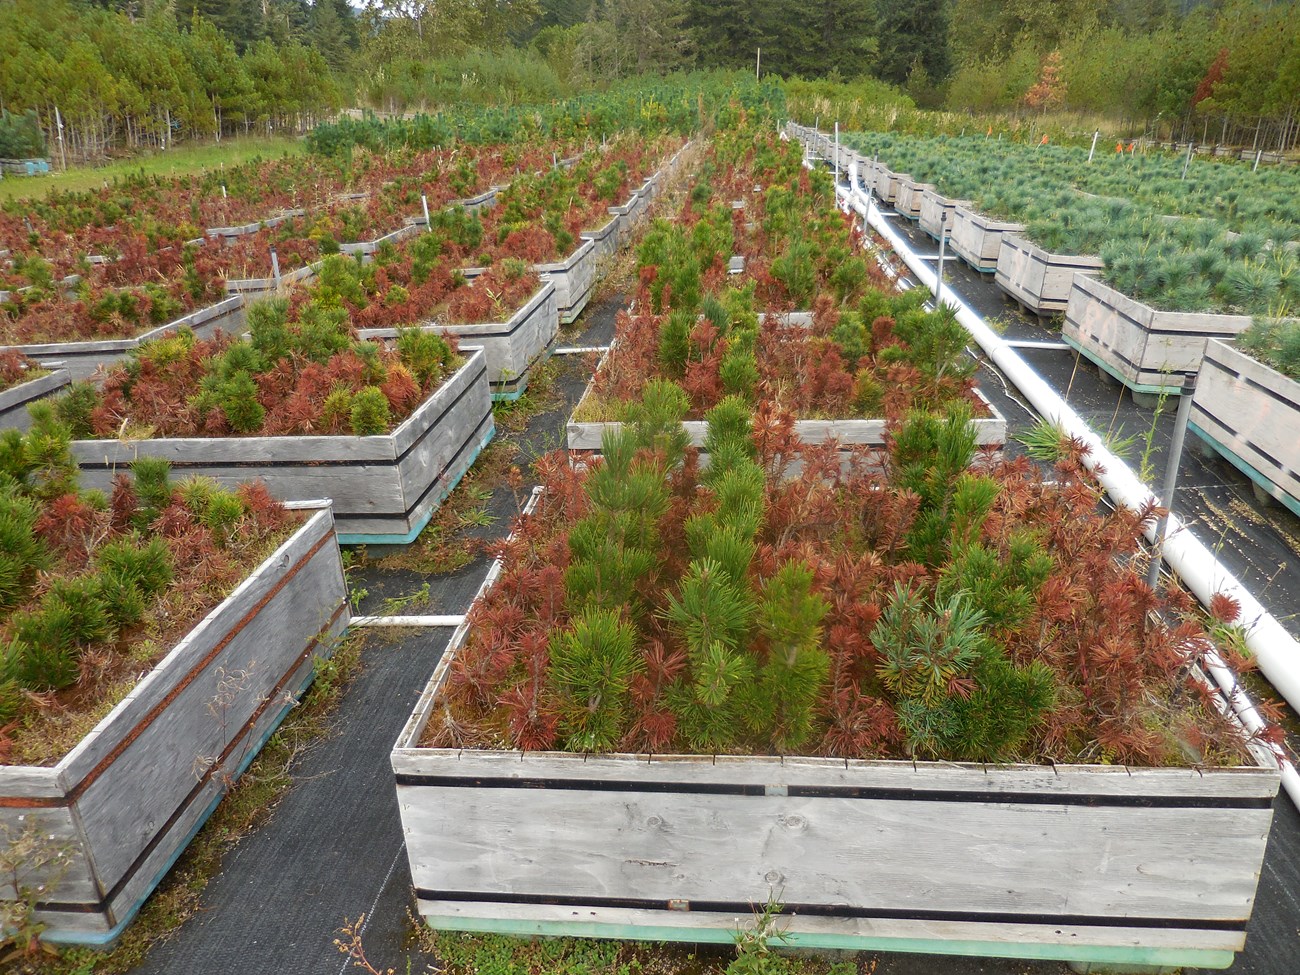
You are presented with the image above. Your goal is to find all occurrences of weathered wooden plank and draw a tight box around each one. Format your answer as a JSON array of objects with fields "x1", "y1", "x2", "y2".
[
  {"x1": 1191, "y1": 340, "x2": 1300, "y2": 513},
  {"x1": 205, "y1": 209, "x2": 305, "y2": 238},
  {"x1": 918, "y1": 190, "x2": 970, "y2": 241},
  {"x1": 873, "y1": 167, "x2": 898, "y2": 203},
  {"x1": 995, "y1": 236, "x2": 1103, "y2": 316},
  {"x1": 416, "y1": 900, "x2": 1243, "y2": 954},
  {"x1": 950, "y1": 207, "x2": 1025, "y2": 273},
  {"x1": 0, "y1": 764, "x2": 66, "y2": 798},
  {"x1": 894, "y1": 179, "x2": 935, "y2": 220},
  {"x1": 0, "y1": 368, "x2": 71, "y2": 431},
  {"x1": 1063, "y1": 276, "x2": 1253, "y2": 392},
  {"x1": 391, "y1": 349, "x2": 489, "y2": 456},
  {"x1": 581, "y1": 215, "x2": 621, "y2": 263},
  {"x1": 536, "y1": 239, "x2": 596, "y2": 324},
  {"x1": 0, "y1": 807, "x2": 102, "y2": 905},
  {"x1": 568, "y1": 402, "x2": 1004, "y2": 451},
  {"x1": 399, "y1": 786, "x2": 1270, "y2": 920},
  {"x1": 66, "y1": 508, "x2": 346, "y2": 895},
  {"x1": 339, "y1": 223, "x2": 423, "y2": 258},
  {"x1": 71, "y1": 436, "x2": 397, "y2": 468},
  {"x1": 224, "y1": 261, "x2": 319, "y2": 297},
  {"x1": 391, "y1": 748, "x2": 1278, "y2": 798}
]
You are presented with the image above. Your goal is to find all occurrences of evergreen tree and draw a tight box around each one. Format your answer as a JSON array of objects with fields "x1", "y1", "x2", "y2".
[
  {"x1": 309, "y1": 0, "x2": 361, "y2": 71},
  {"x1": 872, "y1": 0, "x2": 951, "y2": 85}
]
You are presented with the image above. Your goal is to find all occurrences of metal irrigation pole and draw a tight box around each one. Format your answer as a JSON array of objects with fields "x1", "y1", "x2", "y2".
[{"x1": 1146, "y1": 376, "x2": 1197, "y2": 590}]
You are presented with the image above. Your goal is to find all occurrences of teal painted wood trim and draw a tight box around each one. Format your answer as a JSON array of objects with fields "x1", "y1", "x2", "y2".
[
  {"x1": 42, "y1": 642, "x2": 338, "y2": 946},
  {"x1": 1190, "y1": 421, "x2": 1300, "y2": 519},
  {"x1": 337, "y1": 426, "x2": 495, "y2": 546},
  {"x1": 420, "y1": 914, "x2": 1236, "y2": 970},
  {"x1": 1061, "y1": 336, "x2": 1186, "y2": 396},
  {"x1": 489, "y1": 341, "x2": 557, "y2": 402}
]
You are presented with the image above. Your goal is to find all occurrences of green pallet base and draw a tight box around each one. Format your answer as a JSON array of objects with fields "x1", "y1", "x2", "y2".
[
  {"x1": 422, "y1": 914, "x2": 1235, "y2": 969},
  {"x1": 1190, "y1": 421, "x2": 1300, "y2": 519}
]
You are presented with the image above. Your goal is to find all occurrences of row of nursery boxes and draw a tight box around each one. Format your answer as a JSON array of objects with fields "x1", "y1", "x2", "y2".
[
  {"x1": 794, "y1": 124, "x2": 1095, "y2": 312},
  {"x1": 792, "y1": 123, "x2": 1300, "y2": 520},
  {"x1": 2, "y1": 149, "x2": 682, "y2": 385},
  {"x1": 2, "y1": 150, "x2": 692, "y2": 545},
  {"x1": 391, "y1": 492, "x2": 1279, "y2": 972}
]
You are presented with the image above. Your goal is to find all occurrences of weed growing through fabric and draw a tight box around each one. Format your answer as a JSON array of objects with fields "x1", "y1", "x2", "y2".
[
  {"x1": 379, "y1": 582, "x2": 432, "y2": 615},
  {"x1": 367, "y1": 442, "x2": 513, "y2": 576},
  {"x1": 399, "y1": 923, "x2": 862, "y2": 975},
  {"x1": 1137, "y1": 385, "x2": 1172, "y2": 487},
  {"x1": 0, "y1": 823, "x2": 75, "y2": 963},
  {"x1": 491, "y1": 358, "x2": 562, "y2": 434}
]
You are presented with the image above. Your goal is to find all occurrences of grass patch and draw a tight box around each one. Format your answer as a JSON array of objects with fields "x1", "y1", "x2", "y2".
[
  {"x1": 0, "y1": 135, "x2": 304, "y2": 204},
  {"x1": 492, "y1": 358, "x2": 562, "y2": 434},
  {"x1": 366, "y1": 441, "x2": 516, "y2": 576},
  {"x1": 16, "y1": 629, "x2": 369, "y2": 975},
  {"x1": 409, "y1": 929, "x2": 860, "y2": 975}
]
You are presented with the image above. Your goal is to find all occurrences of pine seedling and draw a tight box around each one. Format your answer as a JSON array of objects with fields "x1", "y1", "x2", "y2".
[
  {"x1": 874, "y1": 584, "x2": 985, "y2": 709},
  {"x1": 622, "y1": 378, "x2": 691, "y2": 464},
  {"x1": 664, "y1": 558, "x2": 756, "y2": 660},
  {"x1": 248, "y1": 296, "x2": 291, "y2": 361},
  {"x1": 54, "y1": 381, "x2": 100, "y2": 439},
  {"x1": 97, "y1": 537, "x2": 174, "y2": 600},
  {"x1": 748, "y1": 561, "x2": 831, "y2": 751},
  {"x1": 219, "y1": 371, "x2": 265, "y2": 434},
  {"x1": 0, "y1": 485, "x2": 48, "y2": 611},
  {"x1": 549, "y1": 607, "x2": 641, "y2": 752},
  {"x1": 666, "y1": 640, "x2": 756, "y2": 753},
  {"x1": 22, "y1": 403, "x2": 78, "y2": 500},
  {"x1": 130, "y1": 456, "x2": 173, "y2": 527},
  {"x1": 45, "y1": 576, "x2": 113, "y2": 646},
  {"x1": 349, "y1": 386, "x2": 392, "y2": 436},
  {"x1": 10, "y1": 606, "x2": 79, "y2": 690},
  {"x1": 658, "y1": 308, "x2": 694, "y2": 377}
]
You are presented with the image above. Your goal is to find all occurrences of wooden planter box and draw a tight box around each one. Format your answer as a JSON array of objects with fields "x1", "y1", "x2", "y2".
[
  {"x1": 392, "y1": 531, "x2": 1278, "y2": 969},
  {"x1": 7, "y1": 295, "x2": 247, "y2": 382},
  {"x1": 536, "y1": 238, "x2": 597, "y2": 325},
  {"x1": 873, "y1": 166, "x2": 900, "y2": 204},
  {"x1": 566, "y1": 348, "x2": 1006, "y2": 453},
  {"x1": 224, "y1": 261, "x2": 319, "y2": 299},
  {"x1": 995, "y1": 236, "x2": 1104, "y2": 316},
  {"x1": 205, "y1": 208, "x2": 306, "y2": 240},
  {"x1": 69, "y1": 349, "x2": 494, "y2": 545},
  {"x1": 581, "y1": 213, "x2": 621, "y2": 264},
  {"x1": 918, "y1": 190, "x2": 970, "y2": 242},
  {"x1": 1062, "y1": 276, "x2": 1253, "y2": 396},
  {"x1": 1191, "y1": 340, "x2": 1300, "y2": 518},
  {"x1": 949, "y1": 206, "x2": 1025, "y2": 274},
  {"x1": 0, "y1": 368, "x2": 70, "y2": 430},
  {"x1": 358, "y1": 282, "x2": 559, "y2": 401},
  {"x1": 3, "y1": 502, "x2": 349, "y2": 944},
  {"x1": 894, "y1": 178, "x2": 935, "y2": 221},
  {"x1": 610, "y1": 192, "x2": 647, "y2": 247},
  {"x1": 339, "y1": 223, "x2": 423, "y2": 260}
]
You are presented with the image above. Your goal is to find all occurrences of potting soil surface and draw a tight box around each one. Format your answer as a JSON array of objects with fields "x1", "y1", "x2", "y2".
[{"x1": 128, "y1": 198, "x2": 1300, "y2": 975}]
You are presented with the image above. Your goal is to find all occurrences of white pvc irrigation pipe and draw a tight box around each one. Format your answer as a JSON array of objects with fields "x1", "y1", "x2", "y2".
[
  {"x1": 834, "y1": 159, "x2": 1300, "y2": 806},
  {"x1": 351, "y1": 614, "x2": 465, "y2": 628}
]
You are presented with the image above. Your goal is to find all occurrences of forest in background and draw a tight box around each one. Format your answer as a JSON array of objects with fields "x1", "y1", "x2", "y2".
[{"x1": 1, "y1": 0, "x2": 1297, "y2": 162}]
